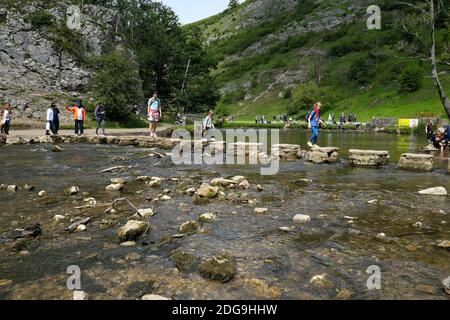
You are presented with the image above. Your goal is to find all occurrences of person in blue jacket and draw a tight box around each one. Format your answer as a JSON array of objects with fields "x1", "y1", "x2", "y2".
[{"x1": 307, "y1": 102, "x2": 326, "y2": 148}]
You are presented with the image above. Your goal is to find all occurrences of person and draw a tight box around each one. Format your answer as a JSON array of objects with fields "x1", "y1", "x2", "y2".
[
  {"x1": 95, "y1": 104, "x2": 106, "y2": 135},
  {"x1": 203, "y1": 110, "x2": 215, "y2": 131},
  {"x1": 444, "y1": 124, "x2": 450, "y2": 141},
  {"x1": 66, "y1": 99, "x2": 86, "y2": 136},
  {"x1": 52, "y1": 102, "x2": 60, "y2": 135},
  {"x1": 147, "y1": 92, "x2": 162, "y2": 138},
  {"x1": 45, "y1": 104, "x2": 56, "y2": 135},
  {"x1": 432, "y1": 128, "x2": 448, "y2": 153},
  {"x1": 307, "y1": 102, "x2": 326, "y2": 148},
  {"x1": 426, "y1": 119, "x2": 434, "y2": 143},
  {"x1": 1, "y1": 101, "x2": 12, "y2": 135},
  {"x1": 175, "y1": 112, "x2": 183, "y2": 126}
]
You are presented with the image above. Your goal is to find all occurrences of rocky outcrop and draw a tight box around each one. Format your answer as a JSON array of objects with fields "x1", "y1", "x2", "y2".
[
  {"x1": 349, "y1": 149, "x2": 390, "y2": 167},
  {"x1": 398, "y1": 153, "x2": 434, "y2": 172},
  {"x1": 0, "y1": 1, "x2": 134, "y2": 123},
  {"x1": 307, "y1": 147, "x2": 339, "y2": 164}
]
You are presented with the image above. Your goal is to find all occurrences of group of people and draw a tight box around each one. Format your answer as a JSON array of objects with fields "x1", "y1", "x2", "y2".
[
  {"x1": 0, "y1": 101, "x2": 13, "y2": 135},
  {"x1": 340, "y1": 113, "x2": 357, "y2": 125},
  {"x1": 426, "y1": 118, "x2": 450, "y2": 153}
]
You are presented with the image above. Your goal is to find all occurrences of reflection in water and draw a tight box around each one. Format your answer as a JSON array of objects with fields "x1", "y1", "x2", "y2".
[{"x1": 0, "y1": 131, "x2": 449, "y2": 300}]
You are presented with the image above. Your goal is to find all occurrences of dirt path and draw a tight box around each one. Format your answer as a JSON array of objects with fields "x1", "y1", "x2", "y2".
[{"x1": 9, "y1": 124, "x2": 174, "y2": 137}]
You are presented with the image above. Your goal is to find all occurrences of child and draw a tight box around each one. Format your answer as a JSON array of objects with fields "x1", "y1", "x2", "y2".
[{"x1": 307, "y1": 102, "x2": 326, "y2": 148}]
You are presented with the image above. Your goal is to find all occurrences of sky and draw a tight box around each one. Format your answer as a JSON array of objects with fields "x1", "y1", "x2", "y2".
[{"x1": 159, "y1": 0, "x2": 232, "y2": 25}]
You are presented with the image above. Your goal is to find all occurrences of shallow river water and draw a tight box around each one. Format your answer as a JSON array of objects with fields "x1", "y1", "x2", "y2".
[{"x1": 0, "y1": 130, "x2": 449, "y2": 300}]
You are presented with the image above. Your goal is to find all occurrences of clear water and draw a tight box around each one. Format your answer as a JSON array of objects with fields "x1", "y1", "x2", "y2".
[{"x1": 0, "y1": 131, "x2": 449, "y2": 300}]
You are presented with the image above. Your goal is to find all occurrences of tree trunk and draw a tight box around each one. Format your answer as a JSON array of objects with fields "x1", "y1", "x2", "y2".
[{"x1": 430, "y1": 0, "x2": 450, "y2": 119}]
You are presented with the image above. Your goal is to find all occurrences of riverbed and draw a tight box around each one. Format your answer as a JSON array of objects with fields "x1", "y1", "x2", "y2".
[{"x1": 0, "y1": 130, "x2": 449, "y2": 300}]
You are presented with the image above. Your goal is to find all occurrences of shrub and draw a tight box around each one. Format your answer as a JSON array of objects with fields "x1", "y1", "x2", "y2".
[
  {"x1": 28, "y1": 11, "x2": 54, "y2": 28},
  {"x1": 399, "y1": 64, "x2": 423, "y2": 93},
  {"x1": 287, "y1": 83, "x2": 336, "y2": 115}
]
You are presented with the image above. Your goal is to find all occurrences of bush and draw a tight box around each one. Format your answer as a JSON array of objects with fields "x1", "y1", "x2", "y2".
[
  {"x1": 220, "y1": 89, "x2": 246, "y2": 104},
  {"x1": 399, "y1": 64, "x2": 423, "y2": 93},
  {"x1": 348, "y1": 56, "x2": 375, "y2": 85},
  {"x1": 215, "y1": 104, "x2": 230, "y2": 118},
  {"x1": 28, "y1": 11, "x2": 54, "y2": 28}
]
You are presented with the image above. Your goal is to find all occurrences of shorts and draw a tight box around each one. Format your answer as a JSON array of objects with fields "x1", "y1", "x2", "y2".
[{"x1": 148, "y1": 111, "x2": 159, "y2": 123}]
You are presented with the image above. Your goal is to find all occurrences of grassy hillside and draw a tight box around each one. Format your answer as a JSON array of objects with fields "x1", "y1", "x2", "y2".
[{"x1": 186, "y1": 0, "x2": 450, "y2": 122}]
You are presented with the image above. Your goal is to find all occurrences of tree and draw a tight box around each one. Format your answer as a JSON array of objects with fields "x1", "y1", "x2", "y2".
[
  {"x1": 399, "y1": 64, "x2": 423, "y2": 92},
  {"x1": 228, "y1": 0, "x2": 240, "y2": 10},
  {"x1": 88, "y1": 51, "x2": 143, "y2": 121},
  {"x1": 393, "y1": 0, "x2": 450, "y2": 118}
]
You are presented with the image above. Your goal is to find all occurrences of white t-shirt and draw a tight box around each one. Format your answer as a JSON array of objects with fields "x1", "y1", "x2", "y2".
[
  {"x1": 46, "y1": 108, "x2": 54, "y2": 121},
  {"x1": 77, "y1": 108, "x2": 84, "y2": 120},
  {"x1": 2, "y1": 110, "x2": 9, "y2": 121}
]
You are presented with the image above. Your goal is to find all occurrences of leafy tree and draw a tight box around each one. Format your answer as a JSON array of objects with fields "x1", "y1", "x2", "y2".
[
  {"x1": 228, "y1": 0, "x2": 240, "y2": 10},
  {"x1": 287, "y1": 83, "x2": 336, "y2": 115},
  {"x1": 399, "y1": 64, "x2": 423, "y2": 92},
  {"x1": 88, "y1": 51, "x2": 143, "y2": 121}
]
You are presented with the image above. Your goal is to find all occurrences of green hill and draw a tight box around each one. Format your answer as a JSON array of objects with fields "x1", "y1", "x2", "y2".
[{"x1": 186, "y1": 0, "x2": 450, "y2": 122}]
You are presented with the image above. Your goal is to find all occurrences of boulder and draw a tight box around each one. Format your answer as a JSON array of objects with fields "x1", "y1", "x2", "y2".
[
  {"x1": 118, "y1": 220, "x2": 149, "y2": 242},
  {"x1": 349, "y1": 149, "x2": 390, "y2": 167},
  {"x1": 231, "y1": 176, "x2": 246, "y2": 183},
  {"x1": 308, "y1": 147, "x2": 340, "y2": 164},
  {"x1": 239, "y1": 180, "x2": 250, "y2": 189},
  {"x1": 398, "y1": 153, "x2": 433, "y2": 172},
  {"x1": 196, "y1": 183, "x2": 218, "y2": 198},
  {"x1": 418, "y1": 187, "x2": 447, "y2": 196},
  {"x1": 293, "y1": 214, "x2": 311, "y2": 223},
  {"x1": 105, "y1": 183, "x2": 124, "y2": 192},
  {"x1": 272, "y1": 144, "x2": 301, "y2": 161}
]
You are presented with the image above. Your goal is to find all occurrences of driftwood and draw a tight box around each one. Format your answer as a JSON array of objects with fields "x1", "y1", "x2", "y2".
[
  {"x1": 65, "y1": 218, "x2": 91, "y2": 233},
  {"x1": 99, "y1": 166, "x2": 127, "y2": 173}
]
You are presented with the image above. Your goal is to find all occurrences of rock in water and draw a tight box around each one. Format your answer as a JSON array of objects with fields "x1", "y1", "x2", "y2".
[
  {"x1": 293, "y1": 214, "x2": 311, "y2": 223},
  {"x1": 443, "y1": 276, "x2": 450, "y2": 295},
  {"x1": 231, "y1": 176, "x2": 246, "y2": 184},
  {"x1": 310, "y1": 274, "x2": 333, "y2": 289},
  {"x1": 6, "y1": 185, "x2": 17, "y2": 193},
  {"x1": 110, "y1": 178, "x2": 126, "y2": 184},
  {"x1": 118, "y1": 220, "x2": 149, "y2": 242},
  {"x1": 239, "y1": 180, "x2": 250, "y2": 189},
  {"x1": 437, "y1": 240, "x2": 450, "y2": 250},
  {"x1": 73, "y1": 290, "x2": 87, "y2": 300},
  {"x1": 137, "y1": 208, "x2": 156, "y2": 219},
  {"x1": 64, "y1": 186, "x2": 79, "y2": 196},
  {"x1": 179, "y1": 221, "x2": 200, "y2": 235},
  {"x1": 199, "y1": 213, "x2": 216, "y2": 223},
  {"x1": 52, "y1": 145, "x2": 64, "y2": 152},
  {"x1": 254, "y1": 208, "x2": 268, "y2": 215},
  {"x1": 105, "y1": 183, "x2": 124, "y2": 192},
  {"x1": 196, "y1": 183, "x2": 218, "y2": 198},
  {"x1": 199, "y1": 255, "x2": 236, "y2": 283},
  {"x1": 418, "y1": 187, "x2": 447, "y2": 196},
  {"x1": 38, "y1": 190, "x2": 47, "y2": 197}
]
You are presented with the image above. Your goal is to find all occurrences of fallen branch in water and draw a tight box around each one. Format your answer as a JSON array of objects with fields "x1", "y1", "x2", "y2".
[
  {"x1": 104, "y1": 198, "x2": 139, "y2": 215},
  {"x1": 100, "y1": 166, "x2": 127, "y2": 173},
  {"x1": 65, "y1": 218, "x2": 91, "y2": 233}
]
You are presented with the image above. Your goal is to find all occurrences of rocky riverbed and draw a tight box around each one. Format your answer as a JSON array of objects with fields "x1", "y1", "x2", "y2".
[{"x1": 0, "y1": 136, "x2": 449, "y2": 300}]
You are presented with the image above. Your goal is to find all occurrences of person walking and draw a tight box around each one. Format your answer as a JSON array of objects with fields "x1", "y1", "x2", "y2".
[
  {"x1": 66, "y1": 99, "x2": 86, "y2": 136},
  {"x1": 147, "y1": 92, "x2": 162, "y2": 138},
  {"x1": 203, "y1": 110, "x2": 215, "y2": 132},
  {"x1": 45, "y1": 105, "x2": 55, "y2": 135},
  {"x1": 52, "y1": 102, "x2": 60, "y2": 135},
  {"x1": 95, "y1": 104, "x2": 106, "y2": 135},
  {"x1": 1, "y1": 101, "x2": 12, "y2": 135},
  {"x1": 425, "y1": 118, "x2": 434, "y2": 143},
  {"x1": 307, "y1": 102, "x2": 326, "y2": 148}
]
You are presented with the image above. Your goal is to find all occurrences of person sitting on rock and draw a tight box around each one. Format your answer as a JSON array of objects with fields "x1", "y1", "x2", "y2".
[{"x1": 432, "y1": 128, "x2": 448, "y2": 153}]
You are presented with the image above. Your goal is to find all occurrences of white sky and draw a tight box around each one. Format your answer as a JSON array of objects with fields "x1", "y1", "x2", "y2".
[{"x1": 159, "y1": 0, "x2": 238, "y2": 25}]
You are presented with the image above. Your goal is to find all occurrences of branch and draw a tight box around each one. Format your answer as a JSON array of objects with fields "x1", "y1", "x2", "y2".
[{"x1": 104, "y1": 198, "x2": 139, "y2": 215}]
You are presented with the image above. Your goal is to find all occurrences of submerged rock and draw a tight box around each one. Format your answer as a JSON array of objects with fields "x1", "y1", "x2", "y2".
[
  {"x1": 245, "y1": 278, "x2": 282, "y2": 299},
  {"x1": 198, "y1": 255, "x2": 236, "y2": 283},
  {"x1": 51, "y1": 145, "x2": 64, "y2": 152},
  {"x1": 105, "y1": 183, "x2": 124, "y2": 192},
  {"x1": 418, "y1": 187, "x2": 447, "y2": 196},
  {"x1": 169, "y1": 248, "x2": 199, "y2": 271},
  {"x1": 179, "y1": 221, "x2": 200, "y2": 235},
  {"x1": 118, "y1": 220, "x2": 149, "y2": 242},
  {"x1": 211, "y1": 178, "x2": 236, "y2": 188}
]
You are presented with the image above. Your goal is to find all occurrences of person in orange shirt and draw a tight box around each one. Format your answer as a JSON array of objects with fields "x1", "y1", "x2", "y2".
[{"x1": 66, "y1": 99, "x2": 86, "y2": 136}]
